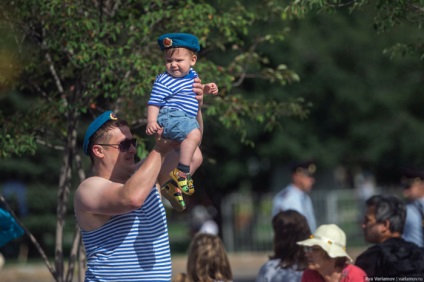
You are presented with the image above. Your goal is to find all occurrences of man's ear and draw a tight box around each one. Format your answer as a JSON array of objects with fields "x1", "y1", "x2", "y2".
[
  {"x1": 92, "y1": 145, "x2": 104, "y2": 158},
  {"x1": 382, "y1": 219, "x2": 391, "y2": 233}
]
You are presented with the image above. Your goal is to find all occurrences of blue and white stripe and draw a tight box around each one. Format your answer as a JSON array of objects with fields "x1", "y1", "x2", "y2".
[
  {"x1": 81, "y1": 188, "x2": 171, "y2": 281},
  {"x1": 148, "y1": 68, "x2": 199, "y2": 117}
]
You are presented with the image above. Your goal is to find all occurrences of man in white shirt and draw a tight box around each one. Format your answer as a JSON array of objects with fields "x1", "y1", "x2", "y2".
[
  {"x1": 271, "y1": 160, "x2": 317, "y2": 232},
  {"x1": 401, "y1": 168, "x2": 424, "y2": 247}
]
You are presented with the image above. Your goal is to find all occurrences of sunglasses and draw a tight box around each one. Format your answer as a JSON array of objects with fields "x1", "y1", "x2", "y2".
[{"x1": 96, "y1": 138, "x2": 137, "y2": 152}]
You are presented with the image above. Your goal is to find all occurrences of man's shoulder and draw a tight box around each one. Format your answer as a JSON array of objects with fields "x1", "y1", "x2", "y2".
[
  {"x1": 78, "y1": 176, "x2": 110, "y2": 188},
  {"x1": 382, "y1": 237, "x2": 418, "y2": 248},
  {"x1": 274, "y1": 185, "x2": 302, "y2": 198},
  {"x1": 272, "y1": 185, "x2": 305, "y2": 214},
  {"x1": 76, "y1": 176, "x2": 117, "y2": 197},
  {"x1": 358, "y1": 238, "x2": 414, "y2": 255},
  {"x1": 406, "y1": 201, "x2": 418, "y2": 209},
  {"x1": 381, "y1": 238, "x2": 424, "y2": 275},
  {"x1": 273, "y1": 187, "x2": 288, "y2": 200},
  {"x1": 355, "y1": 244, "x2": 385, "y2": 276},
  {"x1": 356, "y1": 244, "x2": 382, "y2": 259},
  {"x1": 405, "y1": 202, "x2": 421, "y2": 217}
]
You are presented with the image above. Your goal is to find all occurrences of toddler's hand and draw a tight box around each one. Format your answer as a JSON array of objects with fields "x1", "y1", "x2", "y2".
[
  {"x1": 146, "y1": 121, "x2": 161, "y2": 135},
  {"x1": 204, "y1": 83, "x2": 219, "y2": 95}
]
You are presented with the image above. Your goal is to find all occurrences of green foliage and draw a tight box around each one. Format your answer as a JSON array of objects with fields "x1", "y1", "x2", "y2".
[
  {"x1": 2, "y1": 0, "x2": 424, "y2": 265},
  {"x1": 0, "y1": 0, "x2": 307, "y2": 158},
  {"x1": 194, "y1": 0, "x2": 424, "y2": 198},
  {"x1": 286, "y1": 0, "x2": 424, "y2": 59},
  {"x1": 0, "y1": 112, "x2": 37, "y2": 158},
  {"x1": 264, "y1": 1, "x2": 424, "y2": 183},
  {"x1": 0, "y1": 1, "x2": 309, "y2": 267}
]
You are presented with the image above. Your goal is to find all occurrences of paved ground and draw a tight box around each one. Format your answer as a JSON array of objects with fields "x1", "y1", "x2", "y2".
[
  {"x1": 1, "y1": 249, "x2": 365, "y2": 282},
  {"x1": 0, "y1": 253, "x2": 267, "y2": 282}
]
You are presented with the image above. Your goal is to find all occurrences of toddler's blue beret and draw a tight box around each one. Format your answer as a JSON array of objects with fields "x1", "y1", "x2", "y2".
[
  {"x1": 157, "y1": 33, "x2": 200, "y2": 52},
  {"x1": 83, "y1": 111, "x2": 118, "y2": 155}
]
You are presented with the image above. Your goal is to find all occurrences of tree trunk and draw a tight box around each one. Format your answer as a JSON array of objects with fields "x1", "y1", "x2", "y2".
[
  {"x1": 55, "y1": 109, "x2": 80, "y2": 282},
  {"x1": 70, "y1": 153, "x2": 87, "y2": 282}
]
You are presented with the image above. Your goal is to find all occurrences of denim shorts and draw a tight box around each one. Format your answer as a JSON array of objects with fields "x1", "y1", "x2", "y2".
[{"x1": 157, "y1": 107, "x2": 199, "y2": 142}]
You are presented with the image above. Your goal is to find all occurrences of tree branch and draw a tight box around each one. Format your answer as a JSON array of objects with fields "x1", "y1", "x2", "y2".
[
  {"x1": 36, "y1": 138, "x2": 64, "y2": 151},
  {"x1": 40, "y1": 26, "x2": 67, "y2": 108}
]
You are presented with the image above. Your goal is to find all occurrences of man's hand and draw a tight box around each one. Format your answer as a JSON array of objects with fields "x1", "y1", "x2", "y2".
[
  {"x1": 193, "y1": 77, "x2": 204, "y2": 107},
  {"x1": 153, "y1": 128, "x2": 179, "y2": 154}
]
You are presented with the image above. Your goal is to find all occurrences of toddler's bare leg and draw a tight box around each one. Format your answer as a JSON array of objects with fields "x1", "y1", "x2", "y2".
[
  {"x1": 179, "y1": 128, "x2": 202, "y2": 167},
  {"x1": 191, "y1": 146, "x2": 203, "y2": 174}
]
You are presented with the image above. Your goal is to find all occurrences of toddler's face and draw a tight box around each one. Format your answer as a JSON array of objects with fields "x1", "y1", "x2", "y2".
[{"x1": 164, "y1": 48, "x2": 197, "y2": 78}]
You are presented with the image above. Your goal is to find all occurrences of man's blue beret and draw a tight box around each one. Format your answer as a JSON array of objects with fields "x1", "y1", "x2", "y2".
[
  {"x1": 83, "y1": 111, "x2": 118, "y2": 155},
  {"x1": 157, "y1": 33, "x2": 200, "y2": 52},
  {"x1": 290, "y1": 160, "x2": 316, "y2": 176},
  {"x1": 400, "y1": 168, "x2": 424, "y2": 188}
]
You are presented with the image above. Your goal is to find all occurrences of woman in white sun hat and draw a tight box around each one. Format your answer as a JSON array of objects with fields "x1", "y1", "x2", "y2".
[{"x1": 297, "y1": 224, "x2": 367, "y2": 282}]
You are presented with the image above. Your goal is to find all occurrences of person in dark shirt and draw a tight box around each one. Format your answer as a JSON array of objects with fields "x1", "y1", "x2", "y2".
[{"x1": 355, "y1": 194, "x2": 424, "y2": 277}]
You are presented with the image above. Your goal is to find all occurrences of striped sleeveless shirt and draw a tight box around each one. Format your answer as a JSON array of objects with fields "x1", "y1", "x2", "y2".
[
  {"x1": 148, "y1": 68, "x2": 199, "y2": 117},
  {"x1": 81, "y1": 187, "x2": 172, "y2": 281}
]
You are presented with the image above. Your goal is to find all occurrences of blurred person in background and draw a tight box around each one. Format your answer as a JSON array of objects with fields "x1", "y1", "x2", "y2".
[
  {"x1": 297, "y1": 224, "x2": 366, "y2": 282},
  {"x1": 355, "y1": 194, "x2": 424, "y2": 277},
  {"x1": 272, "y1": 160, "x2": 317, "y2": 232},
  {"x1": 191, "y1": 205, "x2": 219, "y2": 235},
  {"x1": 400, "y1": 168, "x2": 424, "y2": 247},
  {"x1": 354, "y1": 170, "x2": 376, "y2": 222},
  {"x1": 0, "y1": 205, "x2": 25, "y2": 268},
  {"x1": 256, "y1": 210, "x2": 311, "y2": 282},
  {"x1": 173, "y1": 233, "x2": 233, "y2": 282}
]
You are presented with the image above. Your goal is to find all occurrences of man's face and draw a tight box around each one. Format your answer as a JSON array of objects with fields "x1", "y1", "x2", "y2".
[
  {"x1": 362, "y1": 205, "x2": 385, "y2": 243},
  {"x1": 402, "y1": 181, "x2": 424, "y2": 201},
  {"x1": 99, "y1": 126, "x2": 137, "y2": 174},
  {"x1": 293, "y1": 172, "x2": 315, "y2": 192}
]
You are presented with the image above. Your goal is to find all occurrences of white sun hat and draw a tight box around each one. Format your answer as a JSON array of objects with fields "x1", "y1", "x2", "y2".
[{"x1": 296, "y1": 224, "x2": 352, "y2": 262}]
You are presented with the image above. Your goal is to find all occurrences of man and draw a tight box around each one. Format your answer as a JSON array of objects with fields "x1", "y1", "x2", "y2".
[
  {"x1": 355, "y1": 194, "x2": 424, "y2": 277},
  {"x1": 74, "y1": 80, "x2": 203, "y2": 281},
  {"x1": 271, "y1": 160, "x2": 317, "y2": 232},
  {"x1": 400, "y1": 168, "x2": 424, "y2": 247}
]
